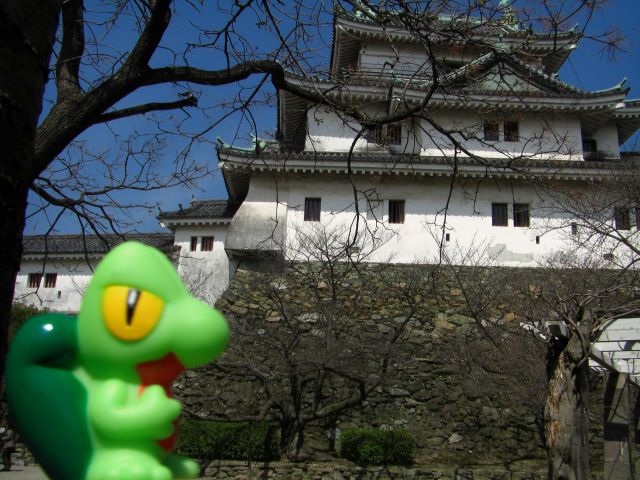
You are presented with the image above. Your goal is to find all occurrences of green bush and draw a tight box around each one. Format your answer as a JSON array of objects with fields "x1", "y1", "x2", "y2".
[
  {"x1": 340, "y1": 428, "x2": 415, "y2": 466},
  {"x1": 176, "y1": 420, "x2": 279, "y2": 461},
  {"x1": 10, "y1": 303, "x2": 44, "y2": 341}
]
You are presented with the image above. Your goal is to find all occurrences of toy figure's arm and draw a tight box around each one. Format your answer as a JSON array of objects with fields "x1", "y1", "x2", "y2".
[{"x1": 88, "y1": 380, "x2": 181, "y2": 441}]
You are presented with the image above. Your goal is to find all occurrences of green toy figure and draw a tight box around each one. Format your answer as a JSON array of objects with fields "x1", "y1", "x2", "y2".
[{"x1": 6, "y1": 242, "x2": 229, "y2": 480}]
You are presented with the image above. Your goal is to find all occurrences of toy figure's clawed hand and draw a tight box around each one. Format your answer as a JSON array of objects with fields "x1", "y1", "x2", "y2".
[{"x1": 6, "y1": 241, "x2": 229, "y2": 480}]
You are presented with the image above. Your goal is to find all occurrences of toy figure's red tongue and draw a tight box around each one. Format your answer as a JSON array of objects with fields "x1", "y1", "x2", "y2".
[{"x1": 136, "y1": 353, "x2": 184, "y2": 451}]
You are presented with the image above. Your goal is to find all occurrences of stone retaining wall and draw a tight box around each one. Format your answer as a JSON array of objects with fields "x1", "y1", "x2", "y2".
[
  {"x1": 175, "y1": 263, "x2": 610, "y2": 469},
  {"x1": 201, "y1": 459, "x2": 550, "y2": 480}
]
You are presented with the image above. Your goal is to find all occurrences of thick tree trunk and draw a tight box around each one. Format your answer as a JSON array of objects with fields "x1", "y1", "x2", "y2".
[
  {"x1": 280, "y1": 419, "x2": 305, "y2": 461},
  {"x1": 0, "y1": 1, "x2": 59, "y2": 378},
  {"x1": 545, "y1": 335, "x2": 591, "y2": 480}
]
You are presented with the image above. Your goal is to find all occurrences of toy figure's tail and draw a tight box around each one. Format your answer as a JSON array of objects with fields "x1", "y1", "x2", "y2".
[{"x1": 6, "y1": 314, "x2": 92, "y2": 480}]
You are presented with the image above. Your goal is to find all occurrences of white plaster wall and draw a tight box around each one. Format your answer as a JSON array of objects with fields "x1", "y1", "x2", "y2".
[
  {"x1": 305, "y1": 106, "x2": 378, "y2": 153},
  {"x1": 305, "y1": 108, "x2": 582, "y2": 160},
  {"x1": 14, "y1": 259, "x2": 96, "y2": 313},
  {"x1": 590, "y1": 124, "x2": 620, "y2": 158},
  {"x1": 419, "y1": 111, "x2": 582, "y2": 160},
  {"x1": 173, "y1": 225, "x2": 231, "y2": 305},
  {"x1": 358, "y1": 43, "x2": 484, "y2": 76},
  {"x1": 359, "y1": 42, "x2": 432, "y2": 77},
  {"x1": 225, "y1": 174, "x2": 289, "y2": 252},
  {"x1": 305, "y1": 106, "x2": 418, "y2": 154},
  {"x1": 282, "y1": 173, "x2": 580, "y2": 266}
]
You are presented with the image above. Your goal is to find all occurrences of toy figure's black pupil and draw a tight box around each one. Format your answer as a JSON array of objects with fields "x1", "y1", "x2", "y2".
[{"x1": 126, "y1": 289, "x2": 141, "y2": 325}]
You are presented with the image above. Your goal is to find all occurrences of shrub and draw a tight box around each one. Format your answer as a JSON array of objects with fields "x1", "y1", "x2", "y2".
[
  {"x1": 10, "y1": 303, "x2": 44, "y2": 341},
  {"x1": 176, "y1": 420, "x2": 279, "y2": 461},
  {"x1": 340, "y1": 428, "x2": 414, "y2": 467}
]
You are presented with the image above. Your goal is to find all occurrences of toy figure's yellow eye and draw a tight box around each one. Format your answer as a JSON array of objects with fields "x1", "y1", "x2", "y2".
[{"x1": 103, "y1": 286, "x2": 164, "y2": 341}]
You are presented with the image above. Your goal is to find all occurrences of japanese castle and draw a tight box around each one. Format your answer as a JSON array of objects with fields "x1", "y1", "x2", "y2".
[{"x1": 16, "y1": 6, "x2": 640, "y2": 311}]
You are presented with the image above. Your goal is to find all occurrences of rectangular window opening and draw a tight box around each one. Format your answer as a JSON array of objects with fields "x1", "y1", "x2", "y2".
[
  {"x1": 445, "y1": 233, "x2": 450, "y2": 242},
  {"x1": 190, "y1": 236, "x2": 198, "y2": 252},
  {"x1": 535, "y1": 236, "x2": 540, "y2": 245},
  {"x1": 504, "y1": 121, "x2": 519, "y2": 142},
  {"x1": 304, "y1": 197, "x2": 321, "y2": 222},
  {"x1": 388, "y1": 200, "x2": 405, "y2": 224},
  {"x1": 614, "y1": 207, "x2": 631, "y2": 230},
  {"x1": 28, "y1": 273, "x2": 42, "y2": 289},
  {"x1": 491, "y1": 203, "x2": 508, "y2": 227},
  {"x1": 367, "y1": 126, "x2": 383, "y2": 144},
  {"x1": 44, "y1": 273, "x2": 57, "y2": 288},
  {"x1": 483, "y1": 121, "x2": 499, "y2": 142},
  {"x1": 582, "y1": 138, "x2": 597, "y2": 153},
  {"x1": 571, "y1": 222, "x2": 578, "y2": 236},
  {"x1": 513, "y1": 203, "x2": 530, "y2": 227},
  {"x1": 201, "y1": 236, "x2": 214, "y2": 251},
  {"x1": 387, "y1": 124, "x2": 402, "y2": 145}
]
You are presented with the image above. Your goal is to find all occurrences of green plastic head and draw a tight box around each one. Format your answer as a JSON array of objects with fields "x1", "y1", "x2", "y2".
[{"x1": 77, "y1": 241, "x2": 228, "y2": 378}]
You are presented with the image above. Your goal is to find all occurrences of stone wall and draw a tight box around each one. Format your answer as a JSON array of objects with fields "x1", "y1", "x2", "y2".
[
  {"x1": 174, "y1": 262, "x2": 610, "y2": 470},
  {"x1": 201, "y1": 459, "x2": 548, "y2": 479}
]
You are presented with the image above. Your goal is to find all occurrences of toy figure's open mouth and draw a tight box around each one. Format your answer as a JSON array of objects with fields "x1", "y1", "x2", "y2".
[{"x1": 136, "y1": 353, "x2": 185, "y2": 451}]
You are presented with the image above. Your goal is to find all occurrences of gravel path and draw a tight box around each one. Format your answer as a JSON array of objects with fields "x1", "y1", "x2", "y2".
[{"x1": 0, "y1": 466, "x2": 46, "y2": 480}]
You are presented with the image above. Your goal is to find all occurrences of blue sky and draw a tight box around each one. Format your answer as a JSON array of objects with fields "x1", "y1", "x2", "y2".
[{"x1": 25, "y1": 1, "x2": 640, "y2": 235}]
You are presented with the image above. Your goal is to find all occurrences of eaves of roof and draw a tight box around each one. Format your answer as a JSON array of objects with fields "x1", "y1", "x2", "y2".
[
  {"x1": 286, "y1": 56, "x2": 628, "y2": 102},
  {"x1": 283, "y1": 74, "x2": 628, "y2": 112},
  {"x1": 22, "y1": 233, "x2": 176, "y2": 258},
  {"x1": 218, "y1": 147, "x2": 634, "y2": 182},
  {"x1": 158, "y1": 200, "x2": 242, "y2": 226}
]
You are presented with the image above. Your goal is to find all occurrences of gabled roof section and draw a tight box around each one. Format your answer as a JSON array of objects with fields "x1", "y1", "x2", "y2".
[
  {"x1": 22, "y1": 233, "x2": 176, "y2": 257},
  {"x1": 337, "y1": 6, "x2": 579, "y2": 38},
  {"x1": 158, "y1": 199, "x2": 242, "y2": 229},
  {"x1": 432, "y1": 51, "x2": 629, "y2": 99},
  {"x1": 332, "y1": 7, "x2": 579, "y2": 74}
]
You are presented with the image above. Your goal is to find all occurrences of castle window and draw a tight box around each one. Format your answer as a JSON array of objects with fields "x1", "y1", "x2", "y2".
[
  {"x1": 28, "y1": 273, "x2": 42, "y2": 288},
  {"x1": 582, "y1": 138, "x2": 597, "y2": 154},
  {"x1": 387, "y1": 124, "x2": 402, "y2": 145},
  {"x1": 201, "y1": 236, "x2": 214, "y2": 251},
  {"x1": 504, "y1": 121, "x2": 519, "y2": 142},
  {"x1": 614, "y1": 207, "x2": 630, "y2": 230},
  {"x1": 44, "y1": 273, "x2": 57, "y2": 288},
  {"x1": 367, "y1": 124, "x2": 402, "y2": 146},
  {"x1": 304, "y1": 197, "x2": 321, "y2": 222},
  {"x1": 367, "y1": 126, "x2": 383, "y2": 144},
  {"x1": 388, "y1": 200, "x2": 405, "y2": 224},
  {"x1": 492, "y1": 203, "x2": 508, "y2": 226},
  {"x1": 484, "y1": 121, "x2": 499, "y2": 141},
  {"x1": 571, "y1": 222, "x2": 578, "y2": 236},
  {"x1": 636, "y1": 207, "x2": 640, "y2": 230},
  {"x1": 190, "y1": 236, "x2": 198, "y2": 252},
  {"x1": 513, "y1": 203, "x2": 530, "y2": 227}
]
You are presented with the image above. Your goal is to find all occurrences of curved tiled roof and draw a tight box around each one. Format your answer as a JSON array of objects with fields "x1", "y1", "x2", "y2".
[
  {"x1": 336, "y1": 8, "x2": 579, "y2": 41},
  {"x1": 218, "y1": 146, "x2": 630, "y2": 170},
  {"x1": 23, "y1": 233, "x2": 176, "y2": 255},
  {"x1": 298, "y1": 52, "x2": 628, "y2": 100},
  {"x1": 158, "y1": 199, "x2": 241, "y2": 220}
]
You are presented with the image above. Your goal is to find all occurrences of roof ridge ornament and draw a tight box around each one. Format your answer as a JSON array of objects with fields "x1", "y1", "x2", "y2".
[{"x1": 499, "y1": 0, "x2": 519, "y2": 31}]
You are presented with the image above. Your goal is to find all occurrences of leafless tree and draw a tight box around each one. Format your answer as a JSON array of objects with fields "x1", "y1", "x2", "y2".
[
  {"x1": 0, "y1": 2, "x2": 631, "y2": 475},
  {"x1": 208, "y1": 223, "x2": 429, "y2": 460},
  {"x1": 0, "y1": 0, "x2": 624, "y2": 379},
  {"x1": 437, "y1": 208, "x2": 640, "y2": 479}
]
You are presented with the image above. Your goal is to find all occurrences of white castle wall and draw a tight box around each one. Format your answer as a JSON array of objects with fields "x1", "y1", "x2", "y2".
[
  {"x1": 239, "y1": 171, "x2": 594, "y2": 267},
  {"x1": 305, "y1": 107, "x2": 586, "y2": 160},
  {"x1": 173, "y1": 225, "x2": 233, "y2": 305},
  {"x1": 14, "y1": 258, "x2": 96, "y2": 313}
]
